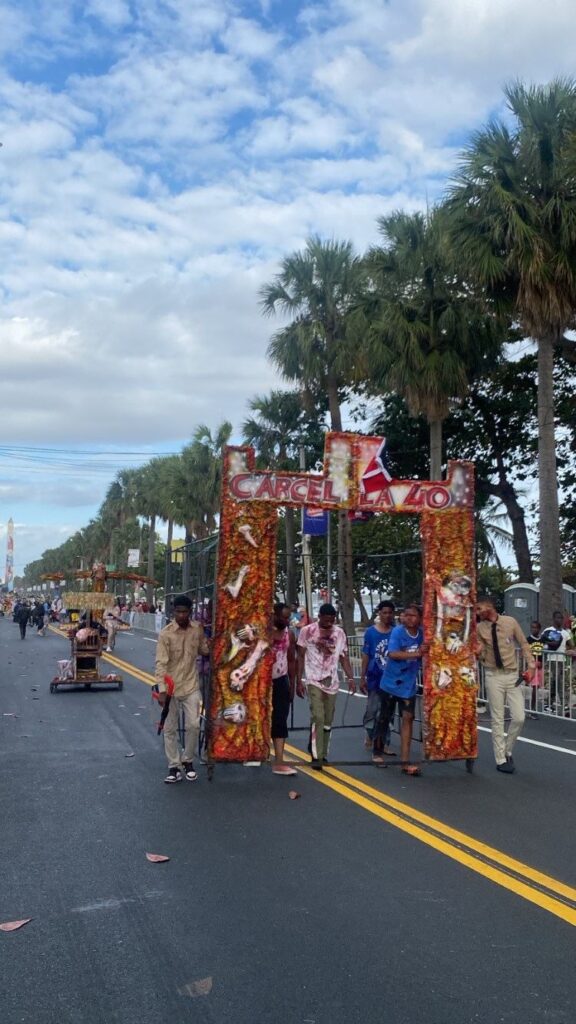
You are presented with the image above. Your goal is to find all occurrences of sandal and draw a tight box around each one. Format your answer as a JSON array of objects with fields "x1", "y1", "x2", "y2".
[
  {"x1": 401, "y1": 765, "x2": 422, "y2": 777},
  {"x1": 372, "y1": 754, "x2": 385, "y2": 764},
  {"x1": 272, "y1": 765, "x2": 298, "y2": 776}
]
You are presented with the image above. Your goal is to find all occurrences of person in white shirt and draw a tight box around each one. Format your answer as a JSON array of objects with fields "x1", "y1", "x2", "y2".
[
  {"x1": 296, "y1": 604, "x2": 356, "y2": 770},
  {"x1": 541, "y1": 610, "x2": 574, "y2": 712}
]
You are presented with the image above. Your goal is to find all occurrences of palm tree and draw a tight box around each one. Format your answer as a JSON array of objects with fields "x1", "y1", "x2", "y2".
[
  {"x1": 364, "y1": 207, "x2": 501, "y2": 479},
  {"x1": 243, "y1": 389, "x2": 326, "y2": 605},
  {"x1": 261, "y1": 237, "x2": 367, "y2": 635},
  {"x1": 447, "y1": 78, "x2": 576, "y2": 624},
  {"x1": 175, "y1": 423, "x2": 232, "y2": 589}
]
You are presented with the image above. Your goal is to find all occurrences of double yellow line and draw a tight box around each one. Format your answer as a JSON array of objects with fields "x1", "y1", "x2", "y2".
[{"x1": 102, "y1": 651, "x2": 576, "y2": 928}]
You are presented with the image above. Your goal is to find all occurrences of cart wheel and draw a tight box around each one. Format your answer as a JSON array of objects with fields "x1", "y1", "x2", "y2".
[
  {"x1": 49, "y1": 682, "x2": 57, "y2": 694},
  {"x1": 466, "y1": 758, "x2": 474, "y2": 774},
  {"x1": 117, "y1": 680, "x2": 123, "y2": 691}
]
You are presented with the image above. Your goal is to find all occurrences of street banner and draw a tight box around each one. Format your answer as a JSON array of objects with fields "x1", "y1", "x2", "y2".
[
  {"x1": 303, "y1": 507, "x2": 329, "y2": 536},
  {"x1": 127, "y1": 548, "x2": 140, "y2": 568}
]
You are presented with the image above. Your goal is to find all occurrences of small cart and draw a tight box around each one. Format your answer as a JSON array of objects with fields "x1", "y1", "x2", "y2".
[{"x1": 50, "y1": 629, "x2": 123, "y2": 693}]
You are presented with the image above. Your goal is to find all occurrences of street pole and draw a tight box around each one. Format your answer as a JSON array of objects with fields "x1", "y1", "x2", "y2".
[
  {"x1": 326, "y1": 511, "x2": 332, "y2": 603},
  {"x1": 299, "y1": 446, "x2": 313, "y2": 618}
]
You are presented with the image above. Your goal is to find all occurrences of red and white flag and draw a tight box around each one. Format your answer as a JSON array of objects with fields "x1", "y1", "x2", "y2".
[{"x1": 360, "y1": 438, "x2": 392, "y2": 495}]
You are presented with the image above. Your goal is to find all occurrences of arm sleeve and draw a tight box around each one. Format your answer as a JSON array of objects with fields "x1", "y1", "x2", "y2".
[
  {"x1": 155, "y1": 632, "x2": 170, "y2": 690},
  {"x1": 387, "y1": 629, "x2": 403, "y2": 655},
  {"x1": 197, "y1": 623, "x2": 209, "y2": 656},
  {"x1": 514, "y1": 622, "x2": 536, "y2": 667}
]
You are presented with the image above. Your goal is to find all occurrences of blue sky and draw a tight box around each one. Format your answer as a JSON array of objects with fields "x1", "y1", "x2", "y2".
[{"x1": 0, "y1": 0, "x2": 574, "y2": 572}]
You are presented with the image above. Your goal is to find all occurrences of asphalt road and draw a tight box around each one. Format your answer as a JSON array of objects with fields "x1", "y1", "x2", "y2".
[{"x1": 1, "y1": 617, "x2": 575, "y2": 1024}]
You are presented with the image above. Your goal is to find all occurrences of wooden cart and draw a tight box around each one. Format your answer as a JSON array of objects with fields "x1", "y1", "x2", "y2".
[{"x1": 50, "y1": 629, "x2": 123, "y2": 692}]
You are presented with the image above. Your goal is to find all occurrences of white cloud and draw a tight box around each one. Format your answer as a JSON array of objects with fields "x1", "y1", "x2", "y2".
[{"x1": 1, "y1": 0, "x2": 575, "y2": 566}]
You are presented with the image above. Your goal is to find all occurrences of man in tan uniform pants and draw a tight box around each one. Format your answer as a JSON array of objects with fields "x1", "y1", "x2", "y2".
[
  {"x1": 155, "y1": 595, "x2": 209, "y2": 784},
  {"x1": 476, "y1": 598, "x2": 535, "y2": 774}
]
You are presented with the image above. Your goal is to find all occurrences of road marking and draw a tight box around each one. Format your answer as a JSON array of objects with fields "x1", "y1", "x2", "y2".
[
  {"x1": 477, "y1": 725, "x2": 576, "y2": 756},
  {"x1": 283, "y1": 749, "x2": 576, "y2": 905},
  {"x1": 142, "y1": 637, "x2": 158, "y2": 644},
  {"x1": 288, "y1": 758, "x2": 576, "y2": 928},
  {"x1": 338, "y1": 689, "x2": 576, "y2": 757},
  {"x1": 85, "y1": 650, "x2": 576, "y2": 927}
]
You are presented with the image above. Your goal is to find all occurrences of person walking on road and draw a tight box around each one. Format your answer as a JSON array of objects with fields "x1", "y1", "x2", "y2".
[
  {"x1": 475, "y1": 598, "x2": 535, "y2": 774},
  {"x1": 270, "y1": 602, "x2": 298, "y2": 776},
  {"x1": 155, "y1": 594, "x2": 209, "y2": 784},
  {"x1": 103, "y1": 602, "x2": 122, "y2": 652},
  {"x1": 296, "y1": 603, "x2": 356, "y2": 771},
  {"x1": 15, "y1": 601, "x2": 30, "y2": 640},
  {"x1": 372, "y1": 604, "x2": 427, "y2": 776},
  {"x1": 360, "y1": 600, "x2": 396, "y2": 755}
]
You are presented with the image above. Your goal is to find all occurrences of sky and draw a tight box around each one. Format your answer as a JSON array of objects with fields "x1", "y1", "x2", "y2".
[{"x1": 0, "y1": 0, "x2": 574, "y2": 574}]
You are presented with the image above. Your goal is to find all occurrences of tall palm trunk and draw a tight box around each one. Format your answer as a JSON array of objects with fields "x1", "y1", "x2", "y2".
[
  {"x1": 327, "y1": 372, "x2": 355, "y2": 637},
  {"x1": 429, "y1": 418, "x2": 442, "y2": 479},
  {"x1": 164, "y1": 517, "x2": 174, "y2": 607},
  {"x1": 147, "y1": 514, "x2": 156, "y2": 607},
  {"x1": 537, "y1": 335, "x2": 563, "y2": 625},
  {"x1": 487, "y1": 482, "x2": 534, "y2": 584}
]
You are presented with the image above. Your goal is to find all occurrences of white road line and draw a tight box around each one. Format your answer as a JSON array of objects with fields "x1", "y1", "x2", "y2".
[
  {"x1": 142, "y1": 637, "x2": 158, "y2": 644},
  {"x1": 337, "y1": 690, "x2": 576, "y2": 757},
  {"x1": 477, "y1": 725, "x2": 576, "y2": 757}
]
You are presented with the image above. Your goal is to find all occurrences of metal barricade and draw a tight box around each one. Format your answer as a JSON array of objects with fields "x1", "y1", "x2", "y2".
[{"x1": 477, "y1": 651, "x2": 576, "y2": 720}]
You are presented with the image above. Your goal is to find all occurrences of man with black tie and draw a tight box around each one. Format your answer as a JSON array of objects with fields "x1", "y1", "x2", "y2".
[{"x1": 475, "y1": 598, "x2": 535, "y2": 774}]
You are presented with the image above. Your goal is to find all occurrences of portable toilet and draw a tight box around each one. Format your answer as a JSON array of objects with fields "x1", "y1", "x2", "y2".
[
  {"x1": 504, "y1": 583, "x2": 539, "y2": 636},
  {"x1": 562, "y1": 584, "x2": 576, "y2": 618}
]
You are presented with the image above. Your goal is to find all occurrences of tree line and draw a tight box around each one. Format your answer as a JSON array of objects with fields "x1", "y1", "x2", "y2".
[{"x1": 23, "y1": 81, "x2": 576, "y2": 629}]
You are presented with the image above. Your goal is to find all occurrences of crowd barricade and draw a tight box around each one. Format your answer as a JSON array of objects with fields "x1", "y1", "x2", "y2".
[
  {"x1": 346, "y1": 634, "x2": 576, "y2": 724},
  {"x1": 477, "y1": 650, "x2": 576, "y2": 720},
  {"x1": 120, "y1": 611, "x2": 165, "y2": 633}
]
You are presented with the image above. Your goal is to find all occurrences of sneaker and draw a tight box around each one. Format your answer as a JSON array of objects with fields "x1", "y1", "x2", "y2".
[
  {"x1": 310, "y1": 758, "x2": 323, "y2": 771},
  {"x1": 182, "y1": 762, "x2": 197, "y2": 781},
  {"x1": 527, "y1": 712, "x2": 538, "y2": 720},
  {"x1": 105, "y1": 647, "x2": 113, "y2": 653},
  {"x1": 164, "y1": 766, "x2": 183, "y2": 784}
]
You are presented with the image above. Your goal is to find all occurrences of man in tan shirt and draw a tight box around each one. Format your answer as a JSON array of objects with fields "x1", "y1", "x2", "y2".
[
  {"x1": 155, "y1": 595, "x2": 209, "y2": 783},
  {"x1": 476, "y1": 598, "x2": 535, "y2": 774}
]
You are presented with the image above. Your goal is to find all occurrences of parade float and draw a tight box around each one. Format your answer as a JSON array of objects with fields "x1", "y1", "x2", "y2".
[{"x1": 208, "y1": 432, "x2": 477, "y2": 772}]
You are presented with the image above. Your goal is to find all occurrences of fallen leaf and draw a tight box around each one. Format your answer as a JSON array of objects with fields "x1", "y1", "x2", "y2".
[
  {"x1": 125, "y1": 753, "x2": 135, "y2": 758},
  {"x1": 0, "y1": 919, "x2": 32, "y2": 932},
  {"x1": 288, "y1": 790, "x2": 301, "y2": 800},
  {"x1": 178, "y1": 977, "x2": 213, "y2": 998},
  {"x1": 146, "y1": 853, "x2": 170, "y2": 863}
]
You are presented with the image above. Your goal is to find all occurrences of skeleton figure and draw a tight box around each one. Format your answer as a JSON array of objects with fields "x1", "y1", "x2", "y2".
[
  {"x1": 435, "y1": 572, "x2": 472, "y2": 652},
  {"x1": 230, "y1": 639, "x2": 269, "y2": 692},
  {"x1": 436, "y1": 666, "x2": 453, "y2": 690},
  {"x1": 224, "y1": 623, "x2": 258, "y2": 662},
  {"x1": 238, "y1": 523, "x2": 258, "y2": 548},
  {"x1": 221, "y1": 702, "x2": 248, "y2": 724},
  {"x1": 224, "y1": 565, "x2": 249, "y2": 599}
]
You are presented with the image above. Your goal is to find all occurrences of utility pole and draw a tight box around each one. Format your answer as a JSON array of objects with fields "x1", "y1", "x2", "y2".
[{"x1": 299, "y1": 446, "x2": 313, "y2": 617}]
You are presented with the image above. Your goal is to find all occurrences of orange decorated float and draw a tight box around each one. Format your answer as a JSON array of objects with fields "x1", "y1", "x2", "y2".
[{"x1": 209, "y1": 433, "x2": 477, "y2": 769}]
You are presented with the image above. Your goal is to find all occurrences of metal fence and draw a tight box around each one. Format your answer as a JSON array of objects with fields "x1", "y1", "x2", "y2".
[{"x1": 346, "y1": 635, "x2": 576, "y2": 723}]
